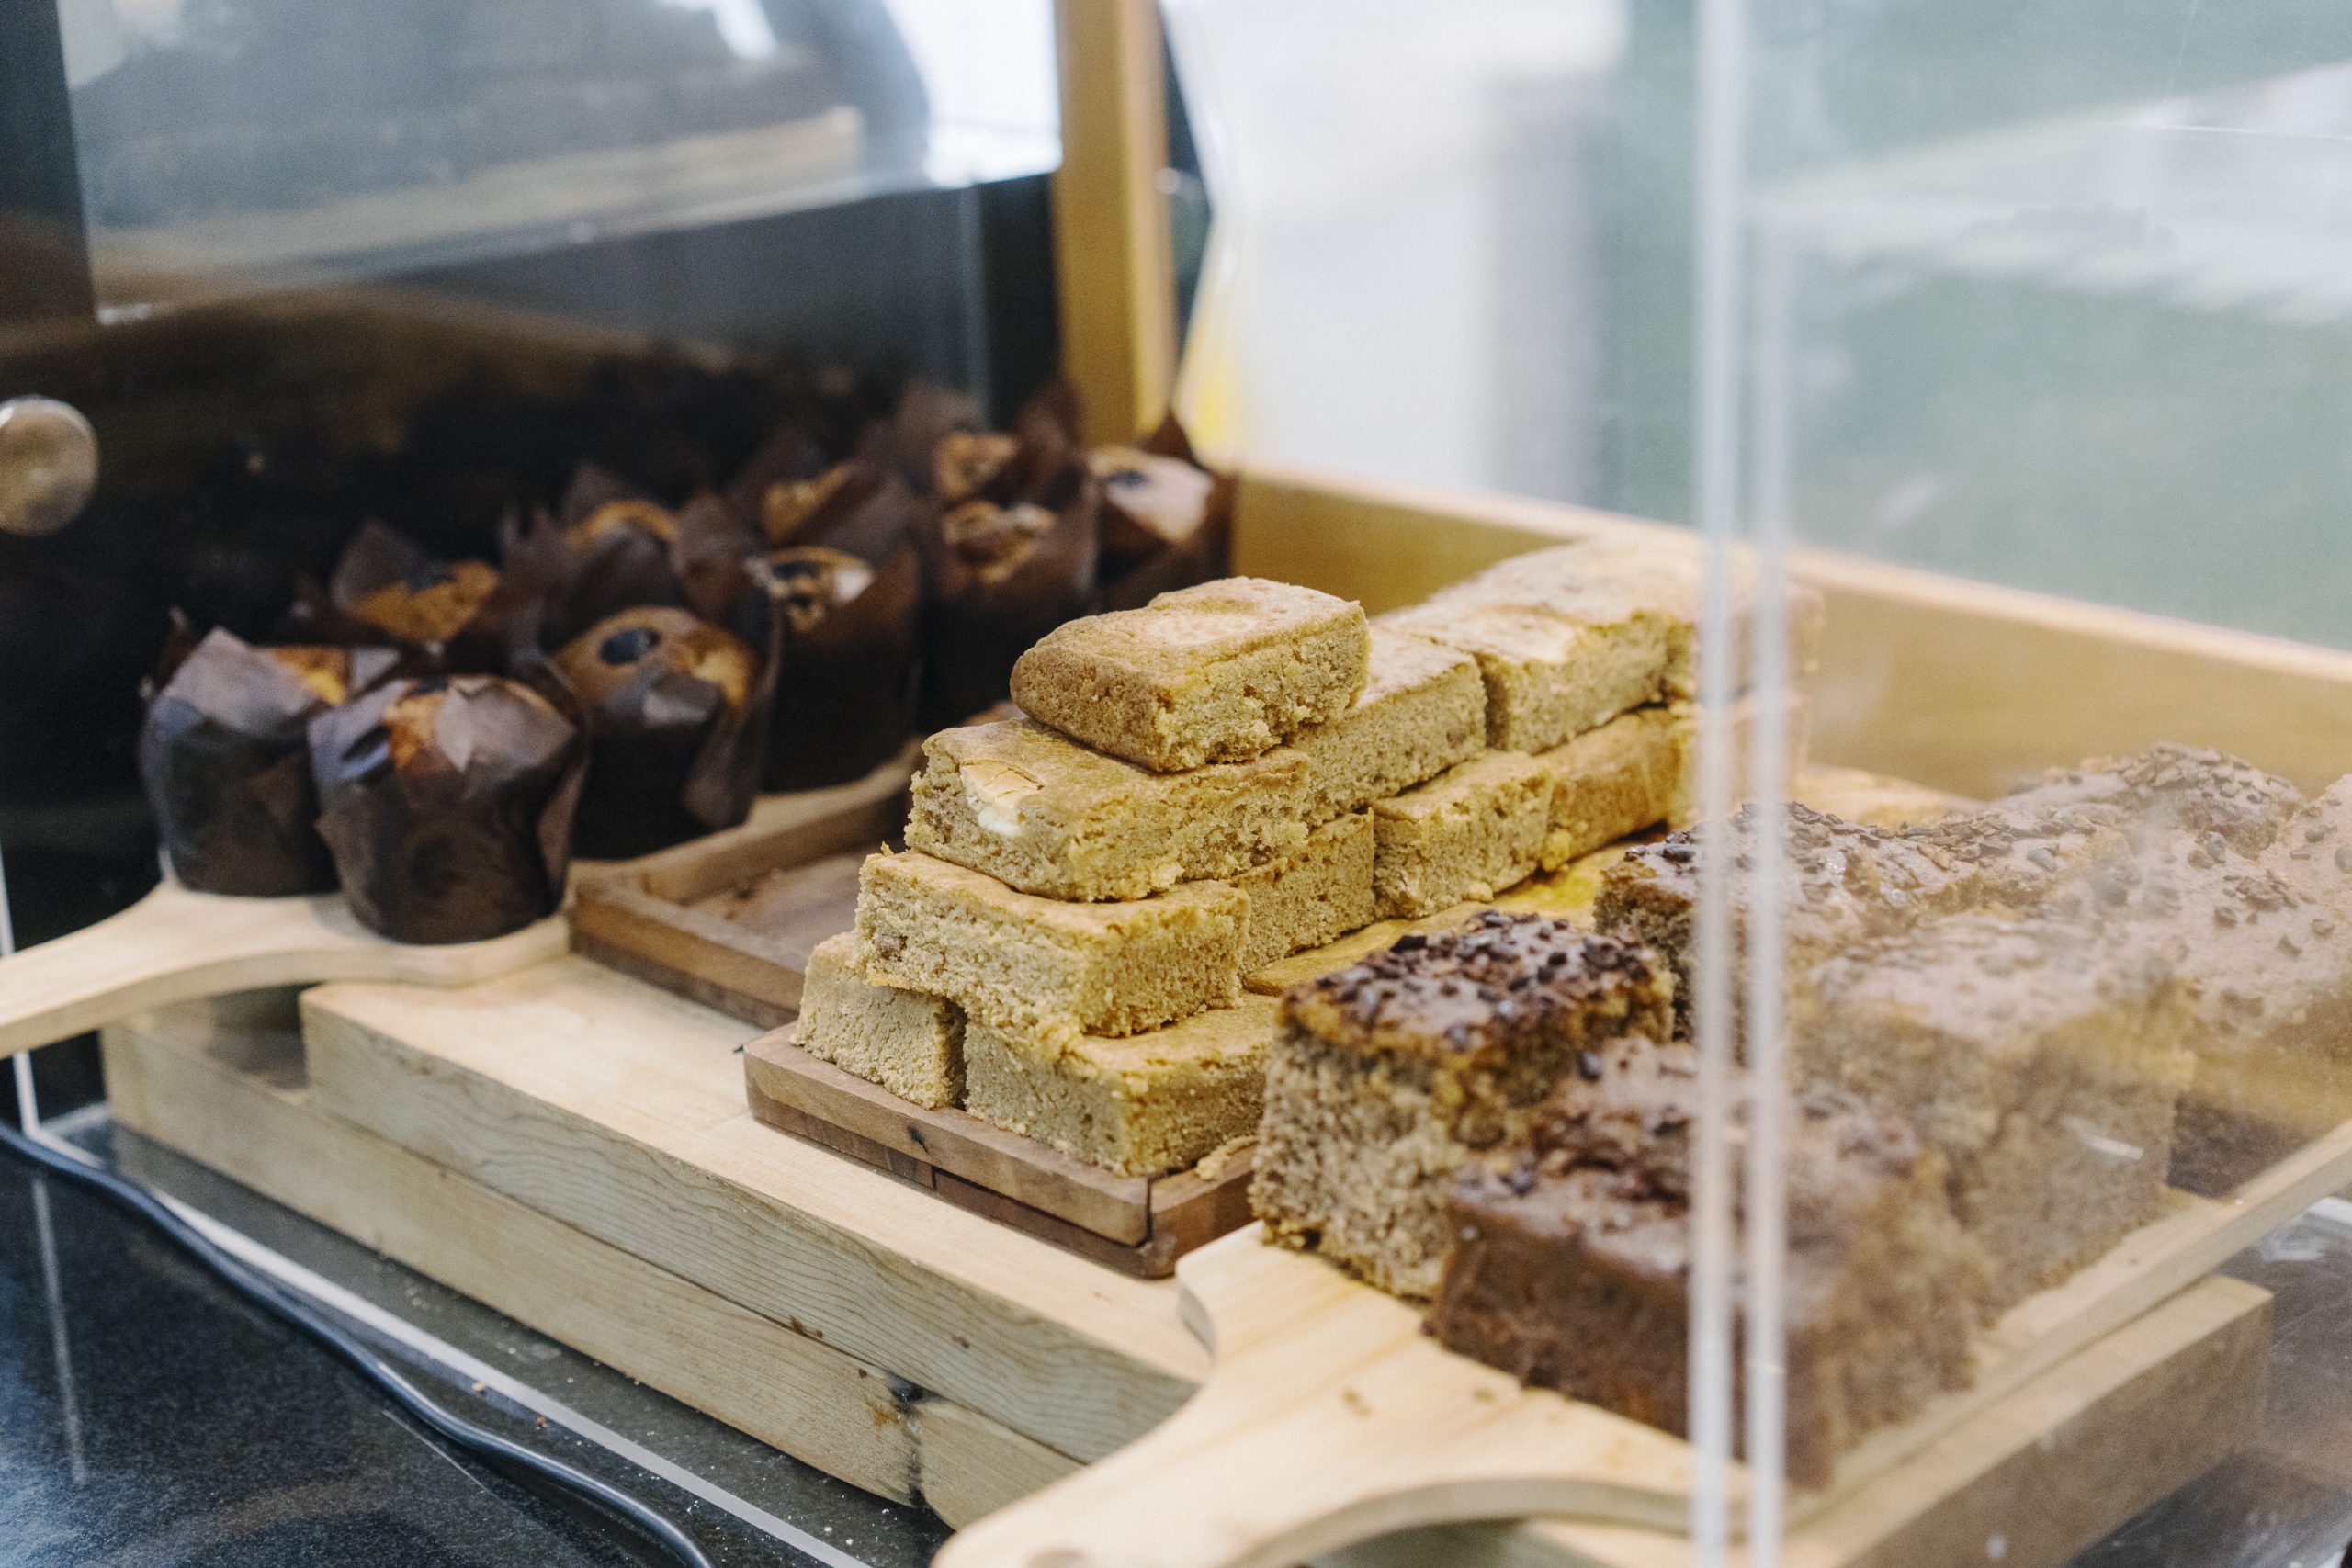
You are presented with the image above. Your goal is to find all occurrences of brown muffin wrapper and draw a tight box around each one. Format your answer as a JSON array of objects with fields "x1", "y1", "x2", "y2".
[
  {"x1": 553, "y1": 607, "x2": 781, "y2": 862},
  {"x1": 1098, "y1": 490, "x2": 1233, "y2": 612},
  {"x1": 757, "y1": 542, "x2": 923, "y2": 791},
  {"x1": 309, "y1": 675, "x2": 585, "y2": 944},
  {"x1": 1095, "y1": 412, "x2": 1237, "y2": 606},
  {"x1": 138, "y1": 628, "x2": 349, "y2": 897},
  {"x1": 722, "y1": 424, "x2": 829, "y2": 529}
]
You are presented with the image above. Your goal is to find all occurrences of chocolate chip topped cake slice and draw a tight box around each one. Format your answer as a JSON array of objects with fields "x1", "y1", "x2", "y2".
[
  {"x1": 1430, "y1": 1039, "x2": 1985, "y2": 1487},
  {"x1": 1251, "y1": 911, "x2": 1670, "y2": 1298},
  {"x1": 1011, "y1": 577, "x2": 1371, "y2": 772}
]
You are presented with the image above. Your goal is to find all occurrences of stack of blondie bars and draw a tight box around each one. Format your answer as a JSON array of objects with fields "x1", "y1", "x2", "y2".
[{"x1": 789, "y1": 543, "x2": 1809, "y2": 1181}]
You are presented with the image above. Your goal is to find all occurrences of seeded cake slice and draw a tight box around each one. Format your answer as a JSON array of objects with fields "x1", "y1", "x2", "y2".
[
  {"x1": 2087, "y1": 776, "x2": 2352, "y2": 1187},
  {"x1": 1430, "y1": 1038, "x2": 1985, "y2": 1487},
  {"x1": 1251, "y1": 911, "x2": 1670, "y2": 1298},
  {"x1": 1796, "y1": 909, "x2": 2195, "y2": 1306},
  {"x1": 1010, "y1": 577, "x2": 1370, "y2": 771}
]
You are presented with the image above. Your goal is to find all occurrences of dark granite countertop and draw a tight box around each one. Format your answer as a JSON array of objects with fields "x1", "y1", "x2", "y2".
[{"x1": 0, "y1": 1112, "x2": 948, "y2": 1568}]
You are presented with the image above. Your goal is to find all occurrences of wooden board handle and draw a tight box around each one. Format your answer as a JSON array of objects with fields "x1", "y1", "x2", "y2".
[
  {"x1": 936, "y1": 1227, "x2": 1703, "y2": 1568},
  {"x1": 0, "y1": 881, "x2": 565, "y2": 1058}
]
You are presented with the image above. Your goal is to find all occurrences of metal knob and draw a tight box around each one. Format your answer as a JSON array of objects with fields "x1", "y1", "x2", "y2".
[{"x1": 0, "y1": 396, "x2": 99, "y2": 537}]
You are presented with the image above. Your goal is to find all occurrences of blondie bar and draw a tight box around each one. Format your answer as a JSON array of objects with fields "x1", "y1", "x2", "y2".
[
  {"x1": 1371, "y1": 750, "x2": 1552, "y2": 918},
  {"x1": 963, "y1": 997, "x2": 1279, "y2": 1177},
  {"x1": 1231, "y1": 812, "x2": 1377, "y2": 975},
  {"x1": 1375, "y1": 595, "x2": 1672, "y2": 756},
  {"x1": 1430, "y1": 1039, "x2": 1984, "y2": 1487},
  {"x1": 1459, "y1": 536, "x2": 1826, "y2": 699},
  {"x1": 1532, "y1": 706, "x2": 1681, "y2": 872},
  {"x1": 1288, "y1": 626, "x2": 1487, "y2": 818},
  {"x1": 855, "y1": 851, "x2": 1246, "y2": 1047},
  {"x1": 1010, "y1": 577, "x2": 1370, "y2": 771},
  {"x1": 1251, "y1": 912, "x2": 1670, "y2": 1297},
  {"x1": 794, "y1": 932, "x2": 966, "y2": 1109},
  {"x1": 906, "y1": 717, "x2": 1315, "y2": 901}
]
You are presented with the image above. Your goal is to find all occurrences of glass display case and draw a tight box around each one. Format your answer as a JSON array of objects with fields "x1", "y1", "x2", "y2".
[{"x1": 7, "y1": 3, "x2": 2352, "y2": 1568}]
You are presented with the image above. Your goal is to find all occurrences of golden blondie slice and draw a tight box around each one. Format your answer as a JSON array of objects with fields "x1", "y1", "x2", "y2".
[
  {"x1": 855, "y1": 851, "x2": 1246, "y2": 1047},
  {"x1": 1532, "y1": 706, "x2": 1682, "y2": 872},
  {"x1": 1376, "y1": 596, "x2": 1671, "y2": 756},
  {"x1": 1371, "y1": 750, "x2": 1551, "y2": 918},
  {"x1": 906, "y1": 717, "x2": 1315, "y2": 901},
  {"x1": 1463, "y1": 536, "x2": 1826, "y2": 699},
  {"x1": 793, "y1": 932, "x2": 966, "y2": 1108},
  {"x1": 1010, "y1": 577, "x2": 1371, "y2": 771},
  {"x1": 1231, "y1": 812, "x2": 1377, "y2": 975},
  {"x1": 963, "y1": 998, "x2": 1280, "y2": 1177},
  {"x1": 1289, "y1": 626, "x2": 1487, "y2": 818}
]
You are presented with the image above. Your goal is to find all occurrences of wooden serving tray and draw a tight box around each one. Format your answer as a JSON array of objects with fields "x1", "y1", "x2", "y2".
[
  {"x1": 569, "y1": 747, "x2": 917, "y2": 1025},
  {"x1": 744, "y1": 1032, "x2": 1255, "y2": 1279},
  {"x1": 57, "y1": 454, "x2": 2352, "y2": 1568}
]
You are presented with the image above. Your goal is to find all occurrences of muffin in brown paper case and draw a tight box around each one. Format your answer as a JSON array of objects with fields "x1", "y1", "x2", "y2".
[
  {"x1": 309, "y1": 674, "x2": 585, "y2": 943},
  {"x1": 140, "y1": 628, "x2": 399, "y2": 896}
]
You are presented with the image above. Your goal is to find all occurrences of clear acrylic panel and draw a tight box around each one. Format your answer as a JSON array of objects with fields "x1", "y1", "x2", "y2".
[{"x1": 1700, "y1": 5, "x2": 2352, "y2": 1564}]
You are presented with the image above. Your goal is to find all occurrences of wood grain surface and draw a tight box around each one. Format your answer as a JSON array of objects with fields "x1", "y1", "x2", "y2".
[{"x1": 0, "y1": 881, "x2": 563, "y2": 1060}]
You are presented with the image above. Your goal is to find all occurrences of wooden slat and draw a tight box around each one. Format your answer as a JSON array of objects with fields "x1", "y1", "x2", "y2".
[
  {"x1": 1329, "y1": 1276, "x2": 2268, "y2": 1568},
  {"x1": 945, "y1": 1075, "x2": 2346, "y2": 1568},
  {"x1": 914, "y1": 1396, "x2": 1086, "y2": 1530},
  {"x1": 1229, "y1": 461, "x2": 2352, "y2": 797},
  {"x1": 745, "y1": 1032, "x2": 1153, "y2": 1244},
  {"x1": 97, "y1": 993, "x2": 922, "y2": 1504},
  {"x1": 935, "y1": 1216, "x2": 2282, "y2": 1568},
  {"x1": 1051, "y1": 0, "x2": 1180, "y2": 445},
  {"x1": 297, "y1": 957, "x2": 1205, "y2": 1463}
]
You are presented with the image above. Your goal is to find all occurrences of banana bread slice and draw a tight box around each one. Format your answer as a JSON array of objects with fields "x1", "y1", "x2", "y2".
[{"x1": 1430, "y1": 1037, "x2": 1984, "y2": 1488}]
